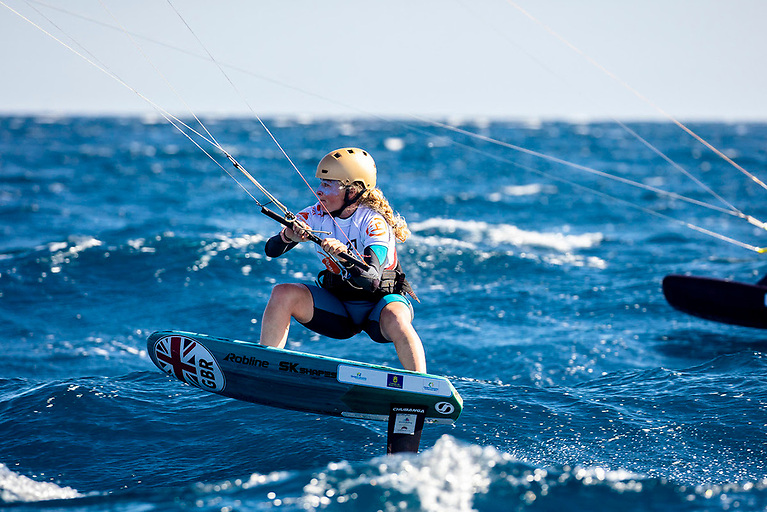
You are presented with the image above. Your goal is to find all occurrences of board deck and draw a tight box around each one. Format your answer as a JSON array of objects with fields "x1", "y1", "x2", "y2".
[
  {"x1": 146, "y1": 330, "x2": 462, "y2": 424},
  {"x1": 662, "y1": 274, "x2": 767, "y2": 329}
]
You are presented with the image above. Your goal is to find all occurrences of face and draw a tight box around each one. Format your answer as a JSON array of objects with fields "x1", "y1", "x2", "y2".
[{"x1": 316, "y1": 179, "x2": 346, "y2": 211}]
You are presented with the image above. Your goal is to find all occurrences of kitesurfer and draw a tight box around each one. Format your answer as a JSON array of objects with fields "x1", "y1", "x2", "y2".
[{"x1": 259, "y1": 148, "x2": 427, "y2": 373}]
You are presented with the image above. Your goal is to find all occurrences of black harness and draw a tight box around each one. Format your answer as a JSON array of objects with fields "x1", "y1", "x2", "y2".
[{"x1": 317, "y1": 261, "x2": 418, "y2": 303}]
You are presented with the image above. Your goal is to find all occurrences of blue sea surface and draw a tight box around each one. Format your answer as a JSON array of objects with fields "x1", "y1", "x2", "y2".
[{"x1": 1, "y1": 116, "x2": 767, "y2": 511}]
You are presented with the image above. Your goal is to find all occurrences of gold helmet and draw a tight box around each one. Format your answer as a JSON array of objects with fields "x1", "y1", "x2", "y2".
[{"x1": 315, "y1": 148, "x2": 376, "y2": 190}]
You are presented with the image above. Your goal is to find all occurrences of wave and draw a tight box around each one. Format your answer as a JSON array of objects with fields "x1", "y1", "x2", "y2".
[
  {"x1": 410, "y1": 217, "x2": 605, "y2": 268},
  {"x1": 411, "y1": 218, "x2": 603, "y2": 251},
  {"x1": 45, "y1": 235, "x2": 103, "y2": 274},
  {"x1": 495, "y1": 183, "x2": 559, "y2": 198},
  {"x1": 0, "y1": 464, "x2": 81, "y2": 504},
  {"x1": 4, "y1": 436, "x2": 765, "y2": 511}
]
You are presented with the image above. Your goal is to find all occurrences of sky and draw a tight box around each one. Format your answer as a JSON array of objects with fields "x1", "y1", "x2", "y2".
[{"x1": 1, "y1": 0, "x2": 766, "y2": 121}]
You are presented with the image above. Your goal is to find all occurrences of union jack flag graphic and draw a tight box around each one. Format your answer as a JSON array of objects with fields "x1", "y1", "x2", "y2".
[{"x1": 153, "y1": 335, "x2": 224, "y2": 391}]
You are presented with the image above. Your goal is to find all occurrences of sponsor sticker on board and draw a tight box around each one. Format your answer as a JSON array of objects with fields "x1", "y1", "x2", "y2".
[
  {"x1": 393, "y1": 413, "x2": 418, "y2": 435},
  {"x1": 387, "y1": 374, "x2": 404, "y2": 389},
  {"x1": 337, "y1": 365, "x2": 452, "y2": 397},
  {"x1": 435, "y1": 402, "x2": 456, "y2": 415}
]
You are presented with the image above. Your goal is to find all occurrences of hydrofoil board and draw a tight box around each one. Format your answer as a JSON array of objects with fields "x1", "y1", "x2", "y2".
[
  {"x1": 146, "y1": 330, "x2": 462, "y2": 424},
  {"x1": 662, "y1": 274, "x2": 767, "y2": 329}
]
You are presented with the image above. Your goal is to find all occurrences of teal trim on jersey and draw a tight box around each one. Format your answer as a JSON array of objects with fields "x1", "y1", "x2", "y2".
[{"x1": 369, "y1": 244, "x2": 388, "y2": 265}]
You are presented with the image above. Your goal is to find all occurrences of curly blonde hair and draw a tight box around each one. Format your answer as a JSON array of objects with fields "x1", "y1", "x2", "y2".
[{"x1": 355, "y1": 187, "x2": 410, "y2": 243}]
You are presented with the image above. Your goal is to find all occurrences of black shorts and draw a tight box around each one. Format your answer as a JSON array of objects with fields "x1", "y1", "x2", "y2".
[{"x1": 299, "y1": 284, "x2": 414, "y2": 343}]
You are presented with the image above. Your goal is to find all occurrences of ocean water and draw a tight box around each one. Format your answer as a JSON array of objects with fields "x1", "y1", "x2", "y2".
[{"x1": 1, "y1": 115, "x2": 767, "y2": 511}]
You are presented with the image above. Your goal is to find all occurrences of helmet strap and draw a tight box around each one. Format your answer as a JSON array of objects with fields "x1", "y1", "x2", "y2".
[{"x1": 329, "y1": 186, "x2": 365, "y2": 218}]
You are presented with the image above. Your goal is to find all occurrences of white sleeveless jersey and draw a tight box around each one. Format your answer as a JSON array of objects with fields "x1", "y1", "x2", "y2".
[{"x1": 297, "y1": 203, "x2": 398, "y2": 274}]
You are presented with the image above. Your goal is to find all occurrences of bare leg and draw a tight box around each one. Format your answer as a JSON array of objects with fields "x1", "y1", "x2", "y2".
[
  {"x1": 260, "y1": 283, "x2": 314, "y2": 348},
  {"x1": 380, "y1": 301, "x2": 427, "y2": 373}
]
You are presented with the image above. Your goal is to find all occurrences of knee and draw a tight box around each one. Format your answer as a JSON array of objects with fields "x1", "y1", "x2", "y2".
[
  {"x1": 269, "y1": 283, "x2": 294, "y2": 299},
  {"x1": 268, "y1": 283, "x2": 310, "y2": 310},
  {"x1": 380, "y1": 306, "x2": 404, "y2": 325},
  {"x1": 380, "y1": 303, "x2": 414, "y2": 334}
]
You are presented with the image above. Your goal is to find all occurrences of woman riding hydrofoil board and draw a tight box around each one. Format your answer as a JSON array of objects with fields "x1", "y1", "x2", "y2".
[{"x1": 259, "y1": 148, "x2": 426, "y2": 373}]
